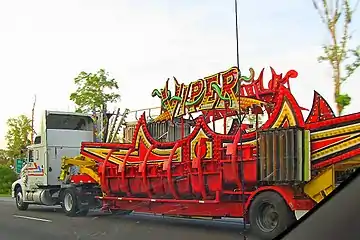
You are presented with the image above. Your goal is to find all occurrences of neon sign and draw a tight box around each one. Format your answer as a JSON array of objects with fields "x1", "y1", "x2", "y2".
[{"x1": 152, "y1": 66, "x2": 298, "y2": 121}]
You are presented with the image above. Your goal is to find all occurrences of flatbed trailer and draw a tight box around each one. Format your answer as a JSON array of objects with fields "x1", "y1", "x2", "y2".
[{"x1": 13, "y1": 66, "x2": 360, "y2": 240}]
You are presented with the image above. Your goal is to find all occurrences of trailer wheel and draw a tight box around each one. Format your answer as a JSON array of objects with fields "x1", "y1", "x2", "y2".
[
  {"x1": 249, "y1": 191, "x2": 296, "y2": 240},
  {"x1": 15, "y1": 187, "x2": 28, "y2": 211}
]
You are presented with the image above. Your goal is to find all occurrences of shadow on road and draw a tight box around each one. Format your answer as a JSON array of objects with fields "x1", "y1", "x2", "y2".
[
  {"x1": 7, "y1": 203, "x2": 256, "y2": 239},
  {"x1": 26, "y1": 206, "x2": 64, "y2": 214},
  {"x1": 91, "y1": 213, "x2": 254, "y2": 239}
]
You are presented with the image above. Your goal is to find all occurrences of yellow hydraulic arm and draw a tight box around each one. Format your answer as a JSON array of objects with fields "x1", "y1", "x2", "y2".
[
  {"x1": 304, "y1": 166, "x2": 335, "y2": 203},
  {"x1": 59, "y1": 155, "x2": 100, "y2": 184},
  {"x1": 304, "y1": 157, "x2": 360, "y2": 203}
]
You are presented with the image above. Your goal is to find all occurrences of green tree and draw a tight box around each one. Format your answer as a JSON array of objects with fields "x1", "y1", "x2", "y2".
[
  {"x1": 70, "y1": 69, "x2": 120, "y2": 113},
  {"x1": 0, "y1": 165, "x2": 18, "y2": 194},
  {"x1": 5, "y1": 115, "x2": 32, "y2": 161},
  {"x1": 0, "y1": 149, "x2": 10, "y2": 165},
  {"x1": 312, "y1": 0, "x2": 360, "y2": 115}
]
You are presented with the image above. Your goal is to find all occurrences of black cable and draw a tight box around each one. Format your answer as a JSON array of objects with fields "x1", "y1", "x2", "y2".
[{"x1": 234, "y1": 0, "x2": 247, "y2": 239}]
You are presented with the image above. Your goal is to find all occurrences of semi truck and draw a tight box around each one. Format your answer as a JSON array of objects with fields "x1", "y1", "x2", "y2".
[
  {"x1": 11, "y1": 66, "x2": 360, "y2": 240},
  {"x1": 11, "y1": 111, "x2": 101, "y2": 212}
]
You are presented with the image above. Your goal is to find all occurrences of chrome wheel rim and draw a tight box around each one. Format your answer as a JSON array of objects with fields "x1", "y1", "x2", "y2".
[
  {"x1": 16, "y1": 191, "x2": 23, "y2": 207},
  {"x1": 64, "y1": 193, "x2": 73, "y2": 212}
]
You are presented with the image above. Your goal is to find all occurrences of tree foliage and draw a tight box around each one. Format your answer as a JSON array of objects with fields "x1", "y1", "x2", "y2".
[
  {"x1": 70, "y1": 69, "x2": 121, "y2": 113},
  {"x1": 0, "y1": 149, "x2": 10, "y2": 165},
  {"x1": 312, "y1": 0, "x2": 360, "y2": 115},
  {"x1": 0, "y1": 165, "x2": 18, "y2": 194},
  {"x1": 5, "y1": 115, "x2": 32, "y2": 161}
]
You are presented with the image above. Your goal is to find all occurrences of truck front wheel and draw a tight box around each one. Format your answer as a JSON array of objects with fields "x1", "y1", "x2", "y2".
[
  {"x1": 248, "y1": 191, "x2": 296, "y2": 240},
  {"x1": 15, "y1": 187, "x2": 28, "y2": 211}
]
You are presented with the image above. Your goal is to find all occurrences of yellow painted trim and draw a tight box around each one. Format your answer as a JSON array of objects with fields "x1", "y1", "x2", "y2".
[
  {"x1": 272, "y1": 101, "x2": 297, "y2": 128},
  {"x1": 311, "y1": 123, "x2": 360, "y2": 140},
  {"x1": 190, "y1": 129, "x2": 213, "y2": 159},
  {"x1": 311, "y1": 134, "x2": 360, "y2": 160}
]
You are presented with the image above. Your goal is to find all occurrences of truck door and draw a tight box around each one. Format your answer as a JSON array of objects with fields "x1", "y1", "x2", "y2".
[
  {"x1": 26, "y1": 146, "x2": 46, "y2": 188},
  {"x1": 47, "y1": 146, "x2": 81, "y2": 186},
  {"x1": 47, "y1": 146, "x2": 60, "y2": 186}
]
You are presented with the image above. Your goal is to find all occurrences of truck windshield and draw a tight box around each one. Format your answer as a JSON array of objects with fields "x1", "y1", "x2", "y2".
[{"x1": 46, "y1": 114, "x2": 93, "y2": 131}]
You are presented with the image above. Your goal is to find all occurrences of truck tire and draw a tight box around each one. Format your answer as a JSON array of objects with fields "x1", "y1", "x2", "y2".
[
  {"x1": 62, "y1": 188, "x2": 88, "y2": 217},
  {"x1": 248, "y1": 191, "x2": 296, "y2": 240},
  {"x1": 15, "y1": 187, "x2": 28, "y2": 211}
]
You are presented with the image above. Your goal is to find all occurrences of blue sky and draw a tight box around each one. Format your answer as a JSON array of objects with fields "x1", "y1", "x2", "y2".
[{"x1": 0, "y1": 0, "x2": 359, "y2": 148}]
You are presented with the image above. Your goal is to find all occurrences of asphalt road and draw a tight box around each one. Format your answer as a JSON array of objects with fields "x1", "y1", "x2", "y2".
[{"x1": 0, "y1": 197, "x2": 258, "y2": 240}]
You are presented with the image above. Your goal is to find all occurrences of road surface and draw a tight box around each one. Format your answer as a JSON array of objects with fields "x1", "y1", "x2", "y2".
[{"x1": 0, "y1": 197, "x2": 258, "y2": 240}]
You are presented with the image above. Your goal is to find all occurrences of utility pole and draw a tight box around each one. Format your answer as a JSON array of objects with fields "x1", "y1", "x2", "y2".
[{"x1": 31, "y1": 95, "x2": 36, "y2": 144}]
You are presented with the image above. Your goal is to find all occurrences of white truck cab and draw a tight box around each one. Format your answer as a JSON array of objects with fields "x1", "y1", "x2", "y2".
[{"x1": 11, "y1": 110, "x2": 95, "y2": 210}]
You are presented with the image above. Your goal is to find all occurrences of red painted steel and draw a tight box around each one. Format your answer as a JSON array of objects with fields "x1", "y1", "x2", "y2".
[
  {"x1": 70, "y1": 174, "x2": 97, "y2": 184},
  {"x1": 75, "y1": 66, "x2": 360, "y2": 219}
]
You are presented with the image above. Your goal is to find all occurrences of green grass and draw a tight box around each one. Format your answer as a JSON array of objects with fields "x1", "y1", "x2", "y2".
[{"x1": 0, "y1": 193, "x2": 11, "y2": 197}]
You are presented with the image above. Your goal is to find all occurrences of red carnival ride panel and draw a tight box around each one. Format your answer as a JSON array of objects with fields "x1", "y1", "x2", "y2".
[{"x1": 79, "y1": 66, "x2": 360, "y2": 216}]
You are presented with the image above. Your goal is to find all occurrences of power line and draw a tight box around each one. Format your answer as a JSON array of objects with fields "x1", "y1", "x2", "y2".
[
  {"x1": 235, "y1": 0, "x2": 240, "y2": 68},
  {"x1": 234, "y1": 1, "x2": 247, "y2": 239}
]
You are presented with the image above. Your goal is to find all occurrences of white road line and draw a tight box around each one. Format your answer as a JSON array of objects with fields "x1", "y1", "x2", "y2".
[{"x1": 13, "y1": 215, "x2": 52, "y2": 223}]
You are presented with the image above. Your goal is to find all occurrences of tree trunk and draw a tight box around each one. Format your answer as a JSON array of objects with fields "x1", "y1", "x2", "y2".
[{"x1": 334, "y1": 63, "x2": 342, "y2": 116}]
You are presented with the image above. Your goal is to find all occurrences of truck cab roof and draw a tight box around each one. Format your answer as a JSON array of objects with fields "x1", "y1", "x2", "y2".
[{"x1": 45, "y1": 110, "x2": 92, "y2": 117}]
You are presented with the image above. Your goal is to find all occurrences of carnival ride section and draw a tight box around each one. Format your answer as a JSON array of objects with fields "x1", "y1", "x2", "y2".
[
  {"x1": 305, "y1": 91, "x2": 360, "y2": 170},
  {"x1": 63, "y1": 66, "x2": 360, "y2": 208}
]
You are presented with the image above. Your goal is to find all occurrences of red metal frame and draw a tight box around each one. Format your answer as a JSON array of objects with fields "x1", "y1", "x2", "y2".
[
  {"x1": 119, "y1": 147, "x2": 134, "y2": 196},
  {"x1": 78, "y1": 66, "x2": 359, "y2": 218},
  {"x1": 70, "y1": 174, "x2": 97, "y2": 184},
  {"x1": 164, "y1": 141, "x2": 182, "y2": 199}
]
